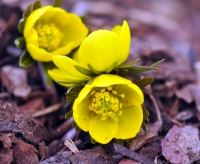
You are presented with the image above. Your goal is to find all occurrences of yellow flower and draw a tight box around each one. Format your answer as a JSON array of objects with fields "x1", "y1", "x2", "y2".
[
  {"x1": 24, "y1": 6, "x2": 88, "y2": 62},
  {"x1": 73, "y1": 74, "x2": 143, "y2": 144},
  {"x1": 49, "y1": 20, "x2": 130, "y2": 86}
]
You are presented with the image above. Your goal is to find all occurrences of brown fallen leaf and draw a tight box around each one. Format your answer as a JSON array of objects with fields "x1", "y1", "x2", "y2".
[
  {"x1": 1, "y1": 65, "x2": 31, "y2": 99},
  {"x1": 18, "y1": 98, "x2": 45, "y2": 115},
  {"x1": 130, "y1": 121, "x2": 162, "y2": 151},
  {"x1": 162, "y1": 125, "x2": 200, "y2": 164},
  {"x1": 103, "y1": 142, "x2": 154, "y2": 164},
  {"x1": 0, "y1": 133, "x2": 13, "y2": 164},
  {"x1": 0, "y1": 100, "x2": 50, "y2": 145},
  {"x1": 176, "y1": 84, "x2": 200, "y2": 111},
  {"x1": 139, "y1": 147, "x2": 158, "y2": 160},
  {"x1": 13, "y1": 139, "x2": 39, "y2": 164},
  {"x1": 119, "y1": 158, "x2": 141, "y2": 164},
  {"x1": 40, "y1": 151, "x2": 72, "y2": 164}
]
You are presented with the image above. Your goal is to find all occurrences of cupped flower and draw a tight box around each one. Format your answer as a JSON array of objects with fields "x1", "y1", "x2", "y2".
[
  {"x1": 24, "y1": 6, "x2": 88, "y2": 62},
  {"x1": 73, "y1": 74, "x2": 144, "y2": 144},
  {"x1": 49, "y1": 20, "x2": 130, "y2": 86}
]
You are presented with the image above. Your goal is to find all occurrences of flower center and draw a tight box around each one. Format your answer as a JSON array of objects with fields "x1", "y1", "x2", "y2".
[
  {"x1": 88, "y1": 86, "x2": 125, "y2": 121},
  {"x1": 36, "y1": 24, "x2": 62, "y2": 52}
]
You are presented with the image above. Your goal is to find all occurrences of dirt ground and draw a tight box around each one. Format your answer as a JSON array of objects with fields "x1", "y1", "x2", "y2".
[{"x1": 0, "y1": 0, "x2": 200, "y2": 163}]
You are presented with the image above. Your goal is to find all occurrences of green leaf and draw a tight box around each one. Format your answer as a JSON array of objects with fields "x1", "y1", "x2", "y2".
[
  {"x1": 65, "y1": 110, "x2": 73, "y2": 119},
  {"x1": 142, "y1": 106, "x2": 149, "y2": 122},
  {"x1": 117, "y1": 58, "x2": 140, "y2": 68},
  {"x1": 141, "y1": 122, "x2": 147, "y2": 132},
  {"x1": 67, "y1": 85, "x2": 84, "y2": 94},
  {"x1": 72, "y1": 121, "x2": 81, "y2": 131},
  {"x1": 127, "y1": 65, "x2": 161, "y2": 72},
  {"x1": 42, "y1": 62, "x2": 54, "y2": 87},
  {"x1": 135, "y1": 77, "x2": 154, "y2": 88},
  {"x1": 116, "y1": 69, "x2": 128, "y2": 78},
  {"x1": 66, "y1": 94, "x2": 79, "y2": 103},
  {"x1": 114, "y1": 139, "x2": 124, "y2": 146},
  {"x1": 88, "y1": 77, "x2": 96, "y2": 85},
  {"x1": 52, "y1": 0, "x2": 63, "y2": 7},
  {"x1": 57, "y1": 79, "x2": 87, "y2": 85},
  {"x1": 66, "y1": 85, "x2": 84, "y2": 103},
  {"x1": 19, "y1": 50, "x2": 35, "y2": 68},
  {"x1": 151, "y1": 59, "x2": 165, "y2": 67},
  {"x1": 124, "y1": 138, "x2": 132, "y2": 144},
  {"x1": 90, "y1": 137, "x2": 97, "y2": 144},
  {"x1": 74, "y1": 65, "x2": 94, "y2": 76},
  {"x1": 14, "y1": 37, "x2": 25, "y2": 48},
  {"x1": 24, "y1": 4, "x2": 32, "y2": 18},
  {"x1": 66, "y1": 99, "x2": 76, "y2": 103},
  {"x1": 87, "y1": 64, "x2": 102, "y2": 75},
  {"x1": 66, "y1": 91, "x2": 79, "y2": 95},
  {"x1": 105, "y1": 62, "x2": 117, "y2": 73},
  {"x1": 31, "y1": 0, "x2": 41, "y2": 12},
  {"x1": 17, "y1": 18, "x2": 25, "y2": 34}
]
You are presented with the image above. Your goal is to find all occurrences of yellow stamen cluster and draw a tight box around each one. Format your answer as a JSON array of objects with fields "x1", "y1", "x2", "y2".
[
  {"x1": 36, "y1": 24, "x2": 62, "y2": 52},
  {"x1": 89, "y1": 86, "x2": 125, "y2": 121}
]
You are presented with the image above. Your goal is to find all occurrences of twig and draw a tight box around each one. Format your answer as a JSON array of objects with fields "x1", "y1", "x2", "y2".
[
  {"x1": 64, "y1": 139, "x2": 79, "y2": 153},
  {"x1": 32, "y1": 103, "x2": 62, "y2": 117},
  {"x1": 50, "y1": 117, "x2": 74, "y2": 140},
  {"x1": 146, "y1": 85, "x2": 162, "y2": 122}
]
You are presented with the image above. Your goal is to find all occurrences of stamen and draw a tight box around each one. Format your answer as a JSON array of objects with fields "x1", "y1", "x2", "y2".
[
  {"x1": 120, "y1": 103, "x2": 123, "y2": 108},
  {"x1": 104, "y1": 92, "x2": 109, "y2": 97},
  {"x1": 120, "y1": 94, "x2": 125, "y2": 98},
  {"x1": 95, "y1": 92, "x2": 100, "y2": 98},
  {"x1": 88, "y1": 86, "x2": 125, "y2": 121},
  {"x1": 91, "y1": 90, "x2": 96, "y2": 95},
  {"x1": 118, "y1": 111, "x2": 122, "y2": 116},
  {"x1": 107, "y1": 86, "x2": 112, "y2": 90},
  {"x1": 101, "y1": 115, "x2": 107, "y2": 120},
  {"x1": 36, "y1": 24, "x2": 62, "y2": 52},
  {"x1": 100, "y1": 92, "x2": 104, "y2": 98}
]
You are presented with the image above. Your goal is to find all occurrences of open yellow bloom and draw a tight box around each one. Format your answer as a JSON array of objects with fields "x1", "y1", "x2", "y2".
[
  {"x1": 73, "y1": 74, "x2": 143, "y2": 144},
  {"x1": 48, "y1": 20, "x2": 130, "y2": 85},
  {"x1": 24, "y1": 6, "x2": 88, "y2": 62}
]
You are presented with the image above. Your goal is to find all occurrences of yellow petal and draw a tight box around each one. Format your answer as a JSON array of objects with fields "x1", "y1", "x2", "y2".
[
  {"x1": 24, "y1": 6, "x2": 53, "y2": 37},
  {"x1": 26, "y1": 43, "x2": 73, "y2": 62},
  {"x1": 78, "y1": 30, "x2": 120, "y2": 72},
  {"x1": 76, "y1": 85, "x2": 92, "y2": 104},
  {"x1": 36, "y1": 7, "x2": 69, "y2": 29},
  {"x1": 117, "y1": 83, "x2": 144, "y2": 106},
  {"x1": 76, "y1": 74, "x2": 132, "y2": 104},
  {"x1": 25, "y1": 28, "x2": 38, "y2": 46},
  {"x1": 88, "y1": 74, "x2": 132, "y2": 88},
  {"x1": 52, "y1": 55, "x2": 90, "y2": 78},
  {"x1": 72, "y1": 48, "x2": 79, "y2": 63},
  {"x1": 48, "y1": 68, "x2": 89, "y2": 85},
  {"x1": 73, "y1": 99, "x2": 91, "y2": 132},
  {"x1": 111, "y1": 25, "x2": 121, "y2": 35},
  {"x1": 89, "y1": 118, "x2": 118, "y2": 144},
  {"x1": 52, "y1": 42, "x2": 74, "y2": 55},
  {"x1": 61, "y1": 13, "x2": 88, "y2": 49},
  {"x1": 117, "y1": 20, "x2": 131, "y2": 65},
  {"x1": 115, "y1": 105, "x2": 143, "y2": 139}
]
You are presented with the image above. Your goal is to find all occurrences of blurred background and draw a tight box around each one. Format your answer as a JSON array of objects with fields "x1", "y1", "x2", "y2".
[{"x1": 0, "y1": 0, "x2": 200, "y2": 163}]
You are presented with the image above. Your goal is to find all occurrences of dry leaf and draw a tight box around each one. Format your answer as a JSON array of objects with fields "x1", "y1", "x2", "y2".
[
  {"x1": 176, "y1": 84, "x2": 200, "y2": 111},
  {"x1": 162, "y1": 125, "x2": 200, "y2": 164},
  {"x1": 1, "y1": 65, "x2": 31, "y2": 99},
  {"x1": 130, "y1": 121, "x2": 162, "y2": 151}
]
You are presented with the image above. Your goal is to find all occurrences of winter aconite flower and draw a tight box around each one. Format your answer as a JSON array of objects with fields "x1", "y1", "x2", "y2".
[
  {"x1": 48, "y1": 20, "x2": 130, "y2": 86},
  {"x1": 73, "y1": 74, "x2": 143, "y2": 144},
  {"x1": 24, "y1": 6, "x2": 88, "y2": 62}
]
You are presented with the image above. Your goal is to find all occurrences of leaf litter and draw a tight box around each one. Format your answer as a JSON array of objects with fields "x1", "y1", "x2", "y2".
[{"x1": 1, "y1": 0, "x2": 200, "y2": 163}]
